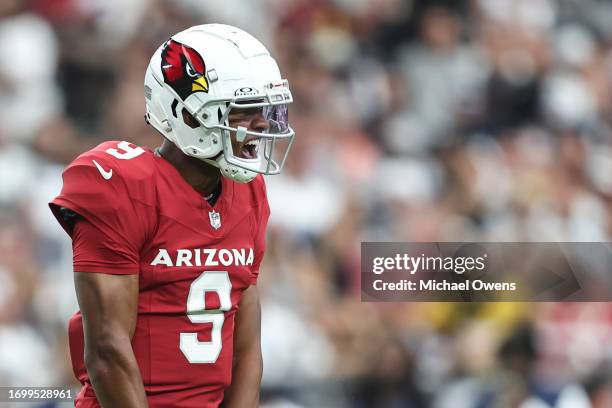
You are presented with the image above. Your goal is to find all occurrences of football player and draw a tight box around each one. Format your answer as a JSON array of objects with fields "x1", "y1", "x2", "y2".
[{"x1": 49, "y1": 24, "x2": 294, "y2": 408}]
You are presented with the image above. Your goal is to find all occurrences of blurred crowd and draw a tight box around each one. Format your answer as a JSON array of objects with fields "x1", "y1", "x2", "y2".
[{"x1": 1, "y1": 0, "x2": 612, "y2": 407}]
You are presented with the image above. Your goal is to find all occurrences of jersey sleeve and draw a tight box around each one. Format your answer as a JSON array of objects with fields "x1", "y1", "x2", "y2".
[
  {"x1": 250, "y1": 177, "x2": 271, "y2": 285},
  {"x1": 71, "y1": 218, "x2": 140, "y2": 274},
  {"x1": 49, "y1": 158, "x2": 149, "y2": 274}
]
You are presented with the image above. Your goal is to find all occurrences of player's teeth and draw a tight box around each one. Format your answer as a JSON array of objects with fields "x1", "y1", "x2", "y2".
[{"x1": 240, "y1": 139, "x2": 260, "y2": 159}]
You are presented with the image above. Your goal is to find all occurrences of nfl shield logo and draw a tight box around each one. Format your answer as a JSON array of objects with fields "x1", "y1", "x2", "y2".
[{"x1": 209, "y1": 210, "x2": 221, "y2": 230}]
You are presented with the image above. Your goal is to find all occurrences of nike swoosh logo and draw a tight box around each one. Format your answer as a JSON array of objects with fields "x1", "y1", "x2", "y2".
[{"x1": 92, "y1": 159, "x2": 113, "y2": 180}]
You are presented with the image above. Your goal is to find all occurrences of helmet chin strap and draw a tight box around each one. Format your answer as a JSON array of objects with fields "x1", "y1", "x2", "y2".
[
  {"x1": 215, "y1": 155, "x2": 257, "y2": 183},
  {"x1": 182, "y1": 130, "x2": 255, "y2": 183},
  {"x1": 200, "y1": 148, "x2": 257, "y2": 183}
]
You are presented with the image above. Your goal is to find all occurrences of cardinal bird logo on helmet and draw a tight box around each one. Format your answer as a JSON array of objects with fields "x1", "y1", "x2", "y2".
[{"x1": 161, "y1": 39, "x2": 209, "y2": 100}]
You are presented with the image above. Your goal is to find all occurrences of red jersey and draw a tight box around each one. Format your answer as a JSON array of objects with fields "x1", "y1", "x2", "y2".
[{"x1": 49, "y1": 141, "x2": 270, "y2": 408}]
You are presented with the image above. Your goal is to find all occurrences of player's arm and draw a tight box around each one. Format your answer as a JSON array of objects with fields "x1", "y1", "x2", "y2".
[
  {"x1": 50, "y1": 155, "x2": 149, "y2": 407},
  {"x1": 221, "y1": 285, "x2": 263, "y2": 408},
  {"x1": 75, "y1": 271, "x2": 148, "y2": 408}
]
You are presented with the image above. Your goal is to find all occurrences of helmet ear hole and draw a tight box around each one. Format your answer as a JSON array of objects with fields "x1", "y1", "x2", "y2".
[{"x1": 182, "y1": 108, "x2": 200, "y2": 129}]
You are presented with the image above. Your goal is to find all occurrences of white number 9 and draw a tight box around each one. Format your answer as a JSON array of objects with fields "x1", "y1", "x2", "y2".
[
  {"x1": 180, "y1": 271, "x2": 232, "y2": 363},
  {"x1": 105, "y1": 141, "x2": 145, "y2": 160}
]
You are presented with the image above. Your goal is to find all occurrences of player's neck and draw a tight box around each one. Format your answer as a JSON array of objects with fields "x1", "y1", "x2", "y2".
[{"x1": 157, "y1": 140, "x2": 221, "y2": 196}]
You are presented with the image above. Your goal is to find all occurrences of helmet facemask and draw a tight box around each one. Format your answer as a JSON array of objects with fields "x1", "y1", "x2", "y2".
[
  {"x1": 214, "y1": 94, "x2": 294, "y2": 181},
  {"x1": 179, "y1": 80, "x2": 295, "y2": 183}
]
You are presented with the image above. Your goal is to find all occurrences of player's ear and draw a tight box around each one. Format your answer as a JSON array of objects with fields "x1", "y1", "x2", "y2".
[{"x1": 182, "y1": 108, "x2": 200, "y2": 129}]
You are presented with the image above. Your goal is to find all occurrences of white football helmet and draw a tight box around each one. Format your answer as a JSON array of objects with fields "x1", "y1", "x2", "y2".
[{"x1": 144, "y1": 24, "x2": 295, "y2": 183}]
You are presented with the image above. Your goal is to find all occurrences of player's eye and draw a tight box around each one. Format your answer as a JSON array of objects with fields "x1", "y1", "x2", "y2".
[{"x1": 186, "y1": 62, "x2": 197, "y2": 78}]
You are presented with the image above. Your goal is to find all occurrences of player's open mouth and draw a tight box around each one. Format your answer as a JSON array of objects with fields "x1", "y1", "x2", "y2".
[{"x1": 240, "y1": 138, "x2": 260, "y2": 159}]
